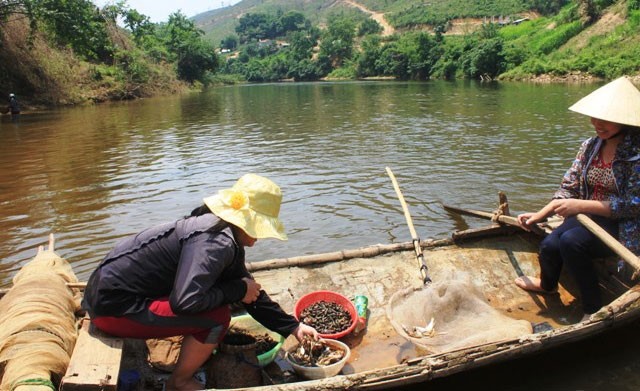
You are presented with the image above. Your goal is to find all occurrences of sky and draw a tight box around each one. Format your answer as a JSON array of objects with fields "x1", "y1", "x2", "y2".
[{"x1": 93, "y1": 0, "x2": 242, "y2": 23}]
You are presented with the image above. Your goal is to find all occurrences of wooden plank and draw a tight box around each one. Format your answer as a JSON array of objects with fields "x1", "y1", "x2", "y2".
[
  {"x1": 442, "y1": 204, "x2": 547, "y2": 236},
  {"x1": 61, "y1": 317, "x2": 123, "y2": 391},
  {"x1": 451, "y1": 224, "x2": 513, "y2": 241}
]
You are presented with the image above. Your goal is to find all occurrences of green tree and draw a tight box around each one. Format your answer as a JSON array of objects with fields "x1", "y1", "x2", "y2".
[
  {"x1": 355, "y1": 35, "x2": 382, "y2": 77},
  {"x1": 357, "y1": 19, "x2": 382, "y2": 36},
  {"x1": 279, "y1": 11, "x2": 307, "y2": 33},
  {"x1": 236, "y1": 12, "x2": 277, "y2": 43},
  {"x1": 159, "y1": 11, "x2": 218, "y2": 82},
  {"x1": 287, "y1": 30, "x2": 315, "y2": 61},
  {"x1": 122, "y1": 7, "x2": 154, "y2": 43},
  {"x1": 460, "y1": 37, "x2": 505, "y2": 79},
  {"x1": 177, "y1": 38, "x2": 218, "y2": 82},
  {"x1": 28, "y1": 0, "x2": 114, "y2": 61},
  {"x1": 220, "y1": 35, "x2": 238, "y2": 50},
  {"x1": 375, "y1": 41, "x2": 405, "y2": 77},
  {"x1": 1, "y1": 0, "x2": 32, "y2": 20},
  {"x1": 288, "y1": 58, "x2": 321, "y2": 81},
  {"x1": 318, "y1": 15, "x2": 355, "y2": 69}
]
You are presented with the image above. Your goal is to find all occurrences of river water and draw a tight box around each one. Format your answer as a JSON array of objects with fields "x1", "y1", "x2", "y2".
[{"x1": 1, "y1": 80, "x2": 638, "y2": 390}]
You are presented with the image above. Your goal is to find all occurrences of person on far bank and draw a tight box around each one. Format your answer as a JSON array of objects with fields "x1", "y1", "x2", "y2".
[
  {"x1": 6, "y1": 93, "x2": 20, "y2": 119},
  {"x1": 82, "y1": 174, "x2": 319, "y2": 391},
  {"x1": 514, "y1": 76, "x2": 640, "y2": 320}
]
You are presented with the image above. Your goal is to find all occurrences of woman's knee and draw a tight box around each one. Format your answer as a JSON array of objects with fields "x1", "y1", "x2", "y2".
[
  {"x1": 539, "y1": 234, "x2": 561, "y2": 259},
  {"x1": 203, "y1": 305, "x2": 231, "y2": 327},
  {"x1": 558, "y1": 228, "x2": 592, "y2": 256}
]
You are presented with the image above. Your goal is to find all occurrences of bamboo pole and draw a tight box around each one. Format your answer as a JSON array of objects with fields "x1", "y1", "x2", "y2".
[
  {"x1": 576, "y1": 214, "x2": 640, "y2": 273},
  {"x1": 442, "y1": 204, "x2": 546, "y2": 236},
  {"x1": 385, "y1": 167, "x2": 431, "y2": 284}
]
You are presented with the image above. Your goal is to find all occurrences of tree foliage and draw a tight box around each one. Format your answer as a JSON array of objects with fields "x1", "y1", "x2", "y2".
[
  {"x1": 1, "y1": 0, "x2": 217, "y2": 85},
  {"x1": 235, "y1": 10, "x2": 309, "y2": 43},
  {"x1": 26, "y1": 0, "x2": 114, "y2": 61},
  {"x1": 318, "y1": 15, "x2": 355, "y2": 69}
]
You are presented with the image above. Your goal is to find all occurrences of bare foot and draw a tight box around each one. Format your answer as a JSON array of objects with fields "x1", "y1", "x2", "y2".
[
  {"x1": 514, "y1": 276, "x2": 556, "y2": 294},
  {"x1": 165, "y1": 377, "x2": 203, "y2": 391}
]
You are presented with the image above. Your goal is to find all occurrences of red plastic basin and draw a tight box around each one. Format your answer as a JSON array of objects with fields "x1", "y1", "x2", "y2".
[{"x1": 294, "y1": 290, "x2": 357, "y2": 339}]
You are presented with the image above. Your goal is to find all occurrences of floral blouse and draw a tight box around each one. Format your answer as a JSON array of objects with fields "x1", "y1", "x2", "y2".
[{"x1": 553, "y1": 132, "x2": 640, "y2": 256}]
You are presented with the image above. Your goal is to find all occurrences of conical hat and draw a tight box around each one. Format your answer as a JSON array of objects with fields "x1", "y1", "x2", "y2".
[{"x1": 568, "y1": 76, "x2": 640, "y2": 127}]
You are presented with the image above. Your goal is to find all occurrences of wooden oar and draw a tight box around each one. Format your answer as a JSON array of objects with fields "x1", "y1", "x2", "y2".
[
  {"x1": 576, "y1": 214, "x2": 640, "y2": 274},
  {"x1": 385, "y1": 167, "x2": 431, "y2": 284},
  {"x1": 442, "y1": 203, "x2": 547, "y2": 236}
]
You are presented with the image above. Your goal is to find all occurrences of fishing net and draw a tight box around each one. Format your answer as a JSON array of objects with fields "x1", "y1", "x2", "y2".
[
  {"x1": 386, "y1": 273, "x2": 532, "y2": 354},
  {"x1": 0, "y1": 237, "x2": 80, "y2": 391}
]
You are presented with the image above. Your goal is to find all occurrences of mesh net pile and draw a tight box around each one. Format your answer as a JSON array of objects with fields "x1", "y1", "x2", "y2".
[
  {"x1": 386, "y1": 273, "x2": 532, "y2": 354},
  {"x1": 0, "y1": 237, "x2": 80, "y2": 390}
]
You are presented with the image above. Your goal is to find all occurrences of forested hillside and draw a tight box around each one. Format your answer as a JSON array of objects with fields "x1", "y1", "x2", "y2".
[
  {"x1": 1, "y1": 0, "x2": 639, "y2": 107},
  {"x1": 197, "y1": 0, "x2": 640, "y2": 82}
]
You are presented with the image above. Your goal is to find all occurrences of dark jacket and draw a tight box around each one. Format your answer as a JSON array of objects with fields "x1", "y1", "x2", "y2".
[
  {"x1": 82, "y1": 213, "x2": 299, "y2": 337},
  {"x1": 8, "y1": 97, "x2": 19, "y2": 114}
]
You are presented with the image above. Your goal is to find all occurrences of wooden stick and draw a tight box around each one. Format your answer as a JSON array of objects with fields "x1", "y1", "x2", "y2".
[
  {"x1": 385, "y1": 167, "x2": 431, "y2": 284},
  {"x1": 576, "y1": 214, "x2": 640, "y2": 273},
  {"x1": 442, "y1": 204, "x2": 546, "y2": 236}
]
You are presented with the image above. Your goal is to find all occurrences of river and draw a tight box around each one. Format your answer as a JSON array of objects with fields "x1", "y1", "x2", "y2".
[{"x1": 0, "y1": 80, "x2": 638, "y2": 390}]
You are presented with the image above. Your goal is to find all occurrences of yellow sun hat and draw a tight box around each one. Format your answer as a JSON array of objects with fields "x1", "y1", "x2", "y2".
[
  {"x1": 568, "y1": 76, "x2": 640, "y2": 127},
  {"x1": 203, "y1": 174, "x2": 287, "y2": 241}
]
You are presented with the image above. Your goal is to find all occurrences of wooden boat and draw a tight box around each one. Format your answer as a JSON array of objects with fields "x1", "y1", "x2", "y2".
[
  {"x1": 238, "y1": 218, "x2": 640, "y2": 391},
  {"x1": 2, "y1": 199, "x2": 640, "y2": 391}
]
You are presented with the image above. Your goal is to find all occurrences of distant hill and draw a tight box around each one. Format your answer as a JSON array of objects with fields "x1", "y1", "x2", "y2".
[{"x1": 193, "y1": 0, "x2": 538, "y2": 47}]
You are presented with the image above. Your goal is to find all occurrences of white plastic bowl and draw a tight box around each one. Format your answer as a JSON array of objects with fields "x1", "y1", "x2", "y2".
[{"x1": 285, "y1": 339, "x2": 350, "y2": 380}]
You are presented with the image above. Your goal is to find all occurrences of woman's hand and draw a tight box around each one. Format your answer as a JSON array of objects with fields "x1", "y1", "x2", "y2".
[
  {"x1": 517, "y1": 212, "x2": 535, "y2": 229},
  {"x1": 547, "y1": 198, "x2": 583, "y2": 218},
  {"x1": 518, "y1": 197, "x2": 580, "y2": 231},
  {"x1": 241, "y1": 277, "x2": 262, "y2": 304},
  {"x1": 292, "y1": 323, "x2": 319, "y2": 342},
  {"x1": 518, "y1": 198, "x2": 601, "y2": 232}
]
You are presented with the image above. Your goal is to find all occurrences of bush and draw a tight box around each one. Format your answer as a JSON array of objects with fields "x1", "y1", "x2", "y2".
[
  {"x1": 519, "y1": 58, "x2": 550, "y2": 75},
  {"x1": 326, "y1": 63, "x2": 357, "y2": 79},
  {"x1": 534, "y1": 20, "x2": 583, "y2": 54}
]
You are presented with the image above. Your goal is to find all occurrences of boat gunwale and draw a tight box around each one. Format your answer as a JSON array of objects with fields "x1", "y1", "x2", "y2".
[
  {"x1": 247, "y1": 237, "x2": 456, "y2": 273},
  {"x1": 221, "y1": 284, "x2": 640, "y2": 390}
]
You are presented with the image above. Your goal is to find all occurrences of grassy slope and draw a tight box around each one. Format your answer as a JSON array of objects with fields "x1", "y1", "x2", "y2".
[
  {"x1": 0, "y1": 16, "x2": 188, "y2": 107},
  {"x1": 500, "y1": 1, "x2": 640, "y2": 79}
]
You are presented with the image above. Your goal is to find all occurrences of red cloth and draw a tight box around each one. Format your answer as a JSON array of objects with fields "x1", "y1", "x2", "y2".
[{"x1": 92, "y1": 297, "x2": 230, "y2": 344}]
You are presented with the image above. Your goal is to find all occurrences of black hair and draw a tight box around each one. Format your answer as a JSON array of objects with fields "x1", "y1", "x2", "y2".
[
  {"x1": 190, "y1": 204, "x2": 211, "y2": 217},
  {"x1": 189, "y1": 204, "x2": 230, "y2": 232}
]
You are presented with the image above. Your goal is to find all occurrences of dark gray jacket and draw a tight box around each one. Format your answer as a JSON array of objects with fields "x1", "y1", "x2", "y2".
[{"x1": 82, "y1": 213, "x2": 299, "y2": 337}]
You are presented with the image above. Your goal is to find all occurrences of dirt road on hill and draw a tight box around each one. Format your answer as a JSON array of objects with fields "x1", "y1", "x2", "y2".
[{"x1": 342, "y1": 0, "x2": 395, "y2": 36}]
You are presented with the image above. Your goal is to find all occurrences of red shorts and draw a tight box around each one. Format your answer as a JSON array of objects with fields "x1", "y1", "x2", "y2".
[{"x1": 92, "y1": 297, "x2": 230, "y2": 344}]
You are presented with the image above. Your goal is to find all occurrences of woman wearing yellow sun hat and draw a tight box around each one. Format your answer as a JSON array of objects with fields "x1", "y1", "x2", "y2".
[
  {"x1": 514, "y1": 76, "x2": 640, "y2": 320},
  {"x1": 83, "y1": 174, "x2": 318, "y2": 391}
]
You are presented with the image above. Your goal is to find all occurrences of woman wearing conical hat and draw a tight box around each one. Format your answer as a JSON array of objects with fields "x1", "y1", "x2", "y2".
[
  {"x1": 514, "y1": 77, "x2": 640, "y2": 319},
  {"x1": 83, "y1": 174, "x2": 318, "y2": 391}
]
